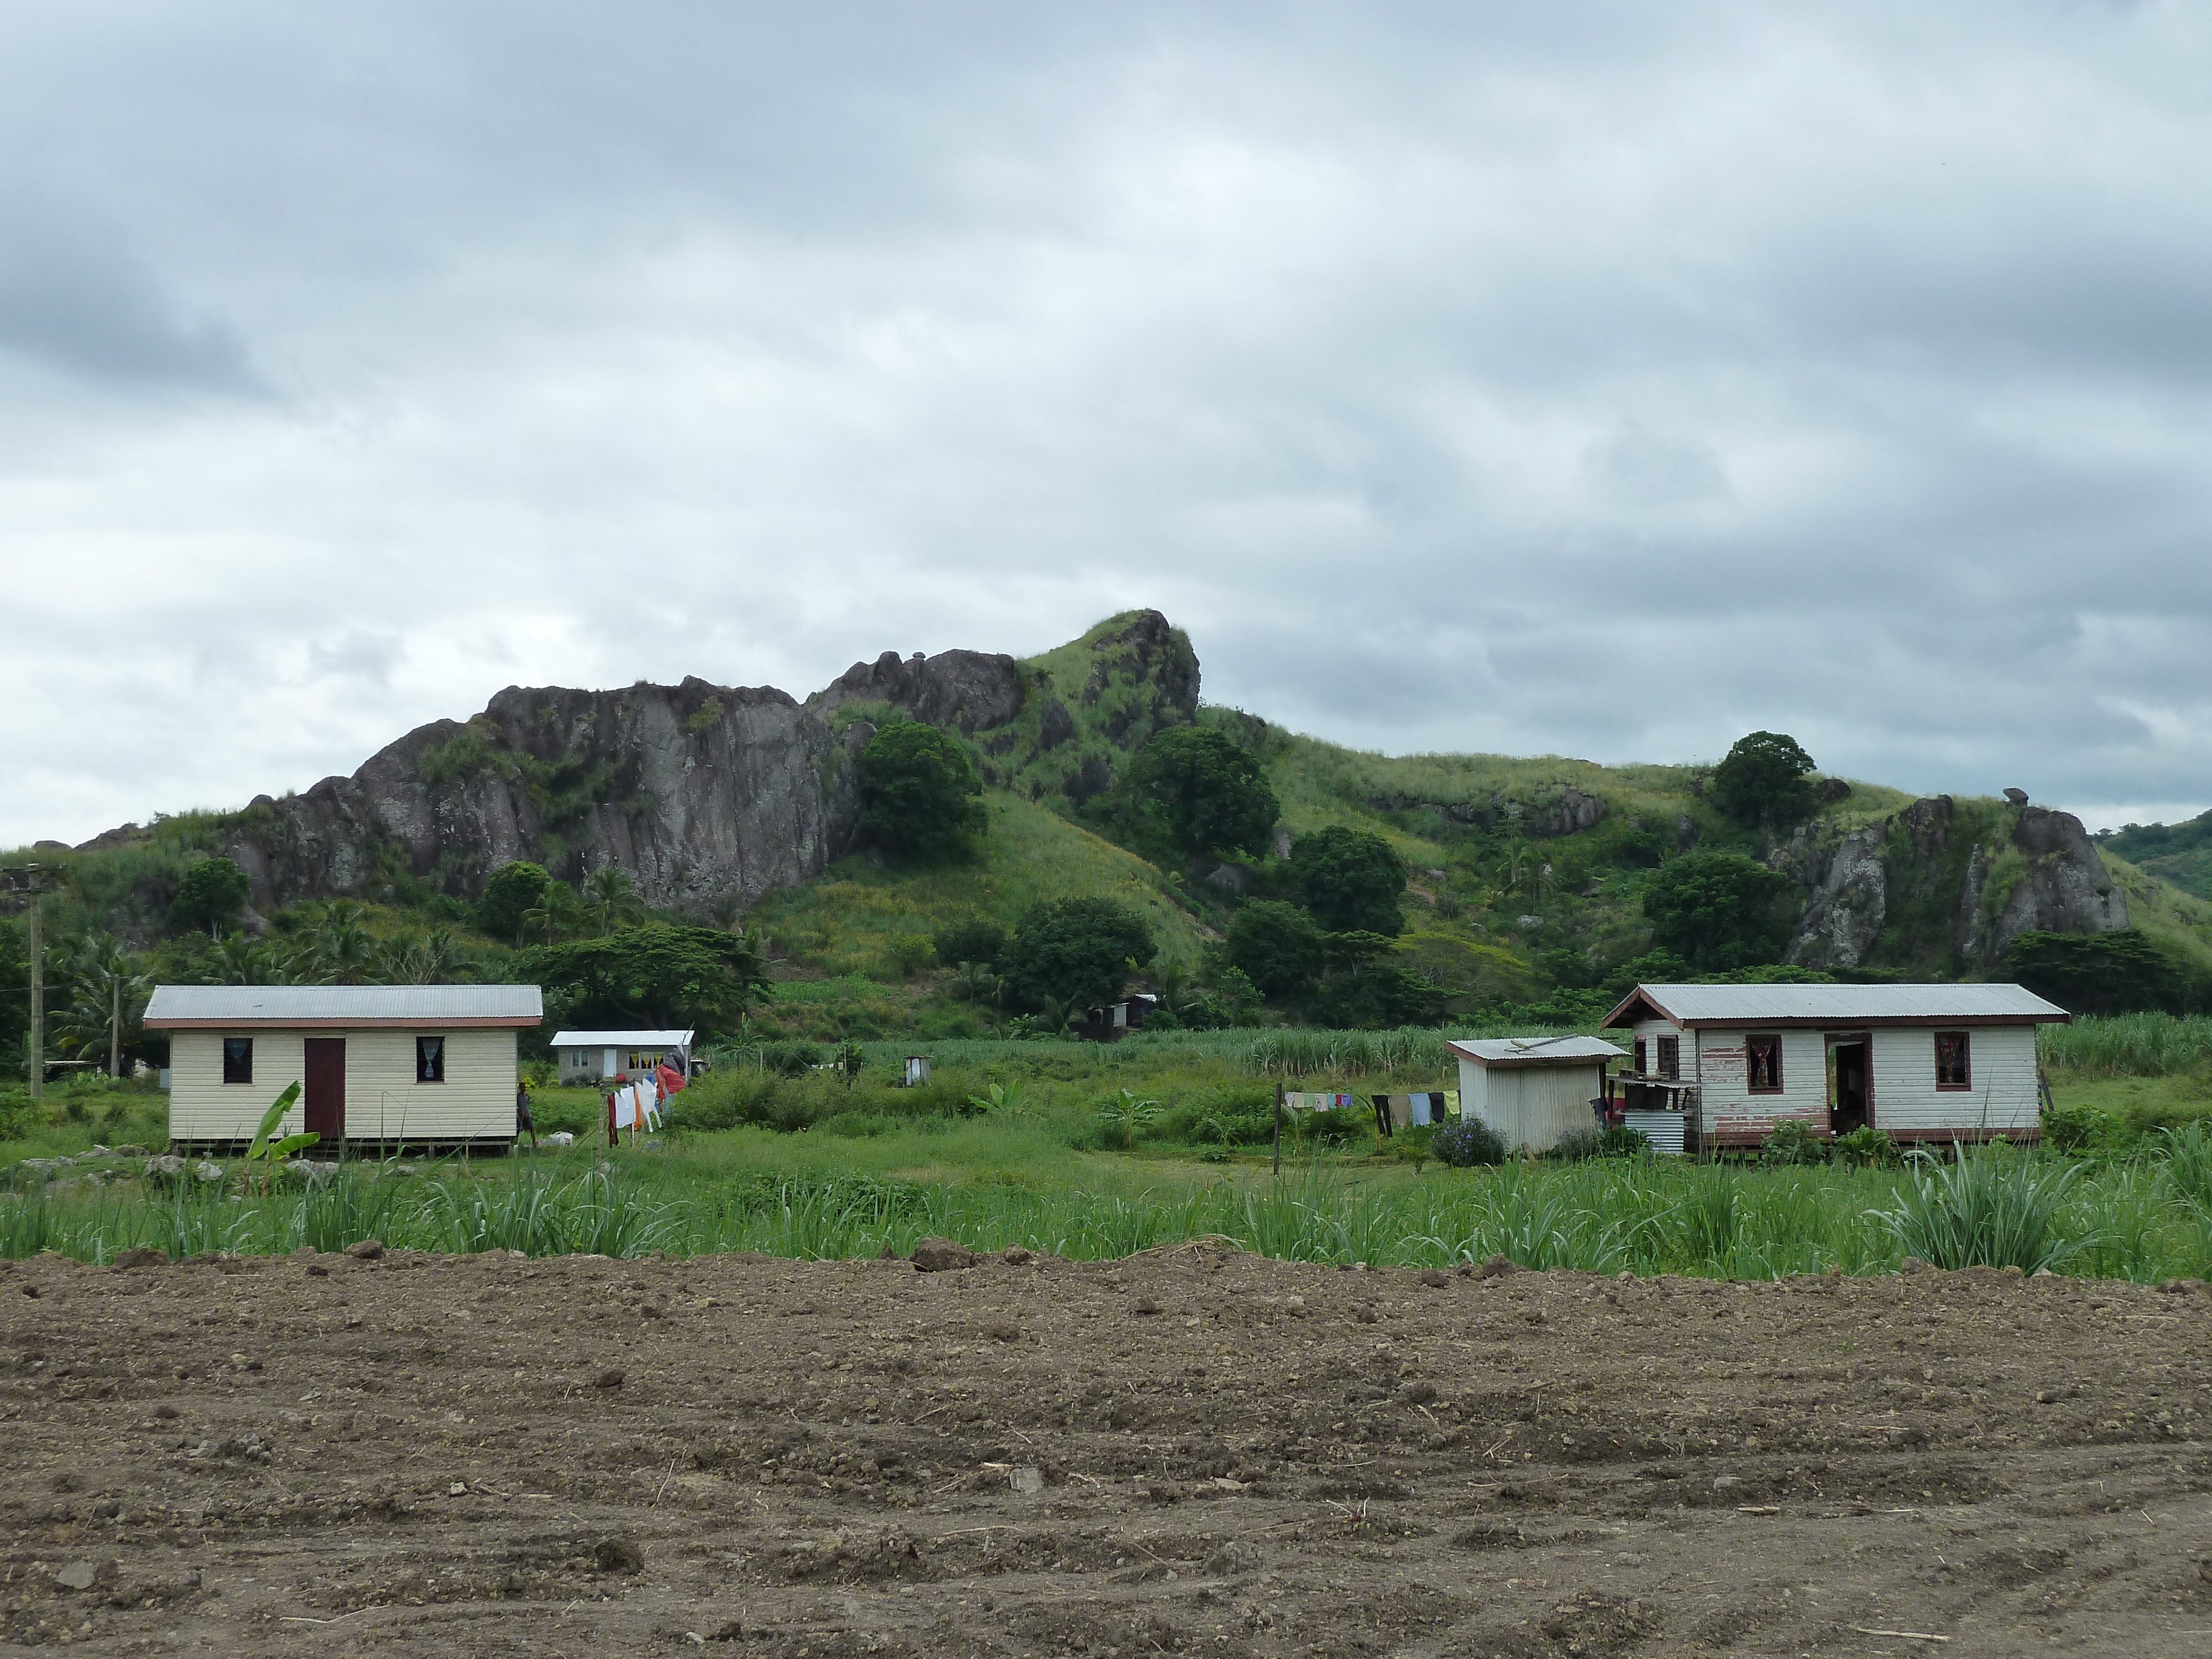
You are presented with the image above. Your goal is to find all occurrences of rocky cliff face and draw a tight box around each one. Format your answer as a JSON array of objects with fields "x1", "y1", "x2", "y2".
[
  {"x1": 190, "y1": 616, "x2": 1188, "y2": 920},
  {"x1": 1780, "y1": 796, "x2": 2127, "y2": 973}
]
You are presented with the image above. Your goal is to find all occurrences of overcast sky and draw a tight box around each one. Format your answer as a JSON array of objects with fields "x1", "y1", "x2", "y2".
[{"x1": 4, "y1": 1, "x2": 2210, "y2": 850}]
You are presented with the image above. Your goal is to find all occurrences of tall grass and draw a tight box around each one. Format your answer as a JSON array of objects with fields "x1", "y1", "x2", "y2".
[
  {"x1": 7, "y1": 1143, "x2": 2209, "y2": 1281},
  {"x1": 2041, "y1": 1014, "x2": 2212, "y2": 1078}
]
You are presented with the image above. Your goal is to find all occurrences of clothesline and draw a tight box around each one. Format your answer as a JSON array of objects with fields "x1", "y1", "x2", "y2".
[{"x1": 1280, "y1": 1091, "x2": 1461, "y2": 1136}]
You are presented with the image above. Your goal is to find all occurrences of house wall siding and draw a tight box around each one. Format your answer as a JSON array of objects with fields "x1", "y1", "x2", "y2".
[
  {"x1": 170, "y1": 1030, "x2": 310, "y2": 1141},
  {"x1": 1694, "y1": 1027, "x2": 1828, "y2": 1144},
  {"x1": 1458, "y1": 1060, "x2": 1607, "y2": 1152},
  {"x1": 1870, "y1": 1024, "x2": 2039, "y2": 1139},
  {"x1": 169, "y1": 1027, "x2": 517, "y2": 1144}
]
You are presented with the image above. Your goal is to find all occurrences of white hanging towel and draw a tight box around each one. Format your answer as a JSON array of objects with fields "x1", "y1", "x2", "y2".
[
  {"x1": 640, "y1": 1078, "x2": 663, "y2": 1131},
  {"x1": 613, "y1": 1087, "x2": 639, "y2": 1129}
]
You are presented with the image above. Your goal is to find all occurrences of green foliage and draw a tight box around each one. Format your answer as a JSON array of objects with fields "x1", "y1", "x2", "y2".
[
  {"x1": 999, "y1": 896, "x2": 1154, "y2": 1012},
  {"x1": 1641, "y1": 849, "x2": 1796, "y2": 970},
  {"x1": 1759, "y1": 1118, "x2": 1828, "y2": 1167},
  {"x1": 476, "y1": 861, "x2": 551, "y2": 945},
  {"x1": 1114, "y1": 725, "x2": 1279, "y2": 862},
  {"x1": 1710, "y1": 731, "x2": 1819, "y2": 830},
  {"x1": 2041, "y1": 1104, "x2": 2120, "y2": 1154},
  {"x1": 1202, "y1": 966, "x2": 1265, "y2": 1028},
  {"x1": 858, "y1": 722, "x2": 987, "y2": 860},
  {"x1": 1431, "y1": 1118, "x2": 1507, "y2": 1167},
  {"x1": 1829, "y1": 1126, "x2": 1901, "y2": 1168},
  {"x1": 1874, "y1": 1146, "x2": 2088, "y2": 1274},
  {"x1": 884, "y1": 934, "x2": 933, "y2": 980},
  {"x1": 685, "y1": 696, "x2": 726, "y2": 734},
  {"x1": 170, "y1": 857, "x2": 251, "y2": 936},
  {"x1": 1546, "y1": 1124, "x2": 1652, "y2": 1162},
  {"x1": 2010, "y1": 928, "x2": 2208, "y2": 1016},
  {"x1": 2099, "y1": 810, "x2": 2212, "y2": 901},
  {"x1": 931, "y1": 917, "x2": 1007, "y2": 971},
  {"x1": 1097, "y1": 1088, "x2": 1162, "y2": 1149},
  {"x1": 1290, "y1": 826, "x2": 1408, "y2": 936},
  {"x1": 1226, "y1": 900, "x2": 1324, "y2": 1000},
  {"x1": 520, "y1": 926, "x2": 772, "y2": 1034},
  {"x1": 2041, "y1": 1014, "x2": 2212, "y2": 1078},
  {"x1": 580, "y1": 868, "x2": 649, "y2": 935}
]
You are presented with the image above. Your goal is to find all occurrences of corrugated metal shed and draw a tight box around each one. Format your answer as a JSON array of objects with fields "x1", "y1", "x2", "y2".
[
  {"x1": 144, "y1": 984, "x2": 542, "y2": 1029},
  {"x1": 1604, "y1": 982, "x2": 2068, "y2": 1029},
  {"x1": 1448, "y1": 1036, "x2": 1627, "y2": 1068},
  {"x1": 549, "y1": 1029, "x2": 696, "y2": 1050}
]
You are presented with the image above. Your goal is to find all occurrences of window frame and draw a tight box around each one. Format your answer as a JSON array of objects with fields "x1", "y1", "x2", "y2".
[
  {"x1": 1633, "y1": 1037, "x2": 1649, "y2": 1075},
  {"x1": 1933, "y1": 1029, "x2": 1971, "y2": 1092},
  {"x1": 1655, "y1": 1035, "x2": 1680, "y2": 1081},
  {"x1": 1746, "y1": 1032, "x2": 1785, "y2": 1095},
  {"x1": 222, "y1": 1036, "x2": 253, "y2": 1086},
  {"x1": 415, "y1": 1034, "x2": 447, "y2": 1084}
]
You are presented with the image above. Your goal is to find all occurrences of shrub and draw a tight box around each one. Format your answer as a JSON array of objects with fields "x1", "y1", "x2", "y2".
[
  {"x1": 1546, "y1": 1125, "x2": 1650, "y2": 1162},
  {"x1": 1829, "y1": 1125, "x2": 1901, "y2": 1168},
  {"x1": 1759, "y1": 1118, "x2": 1828, "y2": 1167},
  {"x1": 1114, "y1": 725, "x2": 1280, "y2": 862},
  {"x1": 476, "y1": 861, "x2": 551, "y2": 945},
  {"x1": 1225, "y1": 901, "x2": 1324, "y2": 1001},
  {"x1": 884, "y1": 935, "x2": 933, "y2": 980},
  {"x1": 1430, "y1": 1118, "x2": 1507, "y2": 1167},
  {"x1": 931, "y1": 918, "x2": 1008, "y2": 971},
  {"x1": 2041, "y1": 1103, "x2": 2119, "y2": 1155},
  {"x1": 170, "y1": 857, "x2": 251, "y2": 936},
  {"x1": 1000, "y1": 897, "x2": 1155, "y2": 1011}
]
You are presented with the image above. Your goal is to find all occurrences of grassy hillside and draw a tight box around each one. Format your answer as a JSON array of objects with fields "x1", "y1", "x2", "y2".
[{"x1": 2100, "y1": 812, "x2": 2212, "y2": 901}]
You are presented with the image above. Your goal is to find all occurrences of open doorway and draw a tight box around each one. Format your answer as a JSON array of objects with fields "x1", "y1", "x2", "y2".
[{"x1": 1827, "y1": 1035, "x2": 1870, "y2": 1135}]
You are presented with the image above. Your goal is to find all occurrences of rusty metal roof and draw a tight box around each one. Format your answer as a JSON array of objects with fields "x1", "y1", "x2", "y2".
[
  {"x1": 1603, "y1": 983, "x2": 2068, "y2": 1029},
  {"x1": 144, "y1": 984, "x2": 542, "y2": 1028},
  {"x1": 1447, "y1": 1036, "x2": 1627, "y2": 1067}
]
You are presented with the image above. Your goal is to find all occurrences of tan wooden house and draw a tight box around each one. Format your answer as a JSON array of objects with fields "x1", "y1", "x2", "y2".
[{"x1": 145, "y1": 984, "x2": 543, "y2": 1152}]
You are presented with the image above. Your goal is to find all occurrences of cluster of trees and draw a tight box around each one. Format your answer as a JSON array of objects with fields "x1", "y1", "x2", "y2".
[
  {"x1": 475, "y1": 862, "x2": 649, "y2": 945},
  {"x1": 2007, "y1": 928, "x2": 2212, "y2": 1016}
]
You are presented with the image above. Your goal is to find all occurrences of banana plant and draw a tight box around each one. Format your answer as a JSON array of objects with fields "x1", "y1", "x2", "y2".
[{"x1": 243, "y1": 1081, "x2": 320, "y2": 1195}]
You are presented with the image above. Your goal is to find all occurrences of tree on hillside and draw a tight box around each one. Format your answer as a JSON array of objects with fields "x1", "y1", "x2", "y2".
[
  {"x1": 1225, "y1": 900, "x2": 1326, "y2": 1000},
  {"x1": 1711, "y1": 732, "x2": 1819, "y2": 831},
  {"x1": 1291, "y1": 826, "x2": 1408, "y2": 936},
  {"x1": 858, "y1": 722, "x2": 988, "y2": 859},
  {"x1": 2007, "y1": 928, "x2": 2206, "y2": 1016},
  {"x1": 999, "y1": 897, "x2": 1154, "y2": 1012},
  {"x1": 477, "y1": 861, "x2": 551, "y2": 945},
  {"x1": 1117, "y1": 726, "x2": 1279, "y2": 863},
  {"x1": 171, "y1": 857, "x2": 251, "y2": 936},
  {"x1": 581, "y1": 867, "x2": 648, "y2": 935},
  {"x1": 1641, "y1": 850, "x2": 1797, "y2": 971},
  {"x1": 520, "y1": 926, "x2": 772, "y2": 1032}
]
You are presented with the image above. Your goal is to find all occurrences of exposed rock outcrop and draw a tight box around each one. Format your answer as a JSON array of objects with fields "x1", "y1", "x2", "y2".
[
  {"x1": 1781, "y1": 796, "x2": 2126, "y2": 972},
  {"x1": 194, "y1": 619, "x2": 1187, "y2": 921}
]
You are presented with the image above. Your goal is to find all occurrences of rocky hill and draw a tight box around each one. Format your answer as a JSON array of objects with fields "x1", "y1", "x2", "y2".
[{"x1": 38, "y1": 608, "x2": 2195, "y2": 991}]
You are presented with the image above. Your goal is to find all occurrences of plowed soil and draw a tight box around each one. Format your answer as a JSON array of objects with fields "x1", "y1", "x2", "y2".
[{"x1": 4, "y1": 1244, "x2": 2211, "y2": 1657}]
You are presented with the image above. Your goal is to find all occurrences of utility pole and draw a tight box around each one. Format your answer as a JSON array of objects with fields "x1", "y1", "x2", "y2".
[
  {"x1": 110, "y1": 971, "x2": 122, "y2": 1079},
  {"x1": 3, "y1": 864, "x2": 55, "y2": 1103}
]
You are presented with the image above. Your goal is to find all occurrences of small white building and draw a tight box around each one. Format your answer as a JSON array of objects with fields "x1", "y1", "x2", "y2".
[
  {"x1": 1601, "y1": 982, "x2": 2069, "y2": 1149},
  {"x1": 1447, "y1": 1036, "x2": 1626, "y2": 1154},
  {"x1": 146, "y1": 984, "x2": 543, "y2": 1151},
  {"x1": 548, "y1": 1029, "x2": 696, "y2": 1086}
]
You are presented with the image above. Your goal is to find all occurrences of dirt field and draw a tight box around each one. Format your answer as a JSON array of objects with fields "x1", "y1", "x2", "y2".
[{"x1": 3, "y1": 1244, "x2": 2210, "y2": 1658}]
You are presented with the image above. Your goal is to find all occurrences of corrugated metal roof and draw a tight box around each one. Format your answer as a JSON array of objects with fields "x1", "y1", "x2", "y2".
[
  {"x1": 1447, "y1": 1036, "x2": 1626, "y2": 1066},
  {"x1": 549, "y1": 1030, "x2": 696, "y2": 1049},
  {"x1": 144, "y1": 984, "x2": 542, "y2": 1026},
  {"x1": 1605, "y1": 982, "x2": 2069, "y2": 1028}
]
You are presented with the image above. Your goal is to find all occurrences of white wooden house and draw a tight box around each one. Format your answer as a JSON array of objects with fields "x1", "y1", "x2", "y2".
[
  {"x1": 1447, "y1": 1036, "x2": 1626, "y2": 1154},
  {"x1": 145, "y1": 984, "x2": 542, "y2": 1152},
  {"x1": 1600, "y1": 983, "x2": 2069, "y2": 1150},
  {"x1": 547, "y1": 1029, "x2": 696, "y2": 1086}
]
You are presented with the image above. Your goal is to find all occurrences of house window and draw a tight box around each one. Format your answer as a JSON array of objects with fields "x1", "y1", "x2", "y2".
[
  {"x1": 1634, "y1": 1038, "x2": 1649, "y2": 1075},
  {"x1": 1746, "y1": 1033, "x2": 1784, "y2": 1094},
  {"x1": 222, "y1": 1037, "x2": 253, "y2": 1085},
  {"x1": 1655, "y1": 1036, "x2": 1680, "y2": 1080},
  {"x1": 416, "y1": 1035, "x2": 446, "y2": 1083},
  {"x1": 1934, "y1": 1030, "x2": 1971, "y2": 1091}
]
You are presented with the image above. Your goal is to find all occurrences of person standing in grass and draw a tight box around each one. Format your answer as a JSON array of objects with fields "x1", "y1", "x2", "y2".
[{"x1": 517, "y1": 1081, "x2": 537, "y2": 1151}]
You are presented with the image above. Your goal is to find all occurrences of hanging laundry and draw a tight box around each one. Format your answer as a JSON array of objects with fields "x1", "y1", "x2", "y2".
[
  {"x1": 1371, "y1": 1095, "x2": 1392, "y2": 1138},
  {"x1": 1409, "y1": 1093, "x2": 1434, "y2": 1128},
  {"x1": 613, "y1": 1087, "x2": 639, "y2": 1130},
  {"x1": 1441, "y1": 1091, "x2": 1461, "y2": 1119},
  {"x1": 656, "y1": 1060, "x2": 687, "y2": 1098},
  {"x1": 1388, "y1": 1095, "x2": 1413, "y2": 1132}
]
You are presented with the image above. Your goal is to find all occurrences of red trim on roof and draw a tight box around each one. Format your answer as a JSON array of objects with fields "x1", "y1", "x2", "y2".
[{"x1": 144, "y1": 1016, "x2": 539, "y2": 1030}]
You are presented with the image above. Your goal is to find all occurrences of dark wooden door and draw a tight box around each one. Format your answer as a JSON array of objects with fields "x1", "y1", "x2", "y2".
[{"x1": 304, "y1": 1038, "x2": 346, "y2": 1144}]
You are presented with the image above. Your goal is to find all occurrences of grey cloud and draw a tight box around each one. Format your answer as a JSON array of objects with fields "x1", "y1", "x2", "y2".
[{"x1": 0, "y1": 191, "x2": 262, "y2": 392}]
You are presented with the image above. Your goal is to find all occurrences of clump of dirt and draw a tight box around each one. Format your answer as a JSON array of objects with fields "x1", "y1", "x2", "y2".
[{"x1": 2, "y1": 1245, "x2": 2210, "y2": 1653}]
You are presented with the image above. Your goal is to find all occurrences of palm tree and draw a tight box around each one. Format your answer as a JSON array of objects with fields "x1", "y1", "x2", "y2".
[
  {"x1": 521, "y1": 882, "x2": 587, "y2": 946},
  {"x1": 1149, "y1": 957, "x2": 1198, "y2": 1020},
  {"x1": 314, "y1": 901, "x2": 375, "y2": 984},
  {"x1": 948, "y1": 960, "x2": 1004, "y2": 1006},
  {"x1": 52, "y1": 933, "x2": 150, "y2": 1077},
  {"x1": 580, "y1": 867, "x2": 647, "y2": 935}
]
